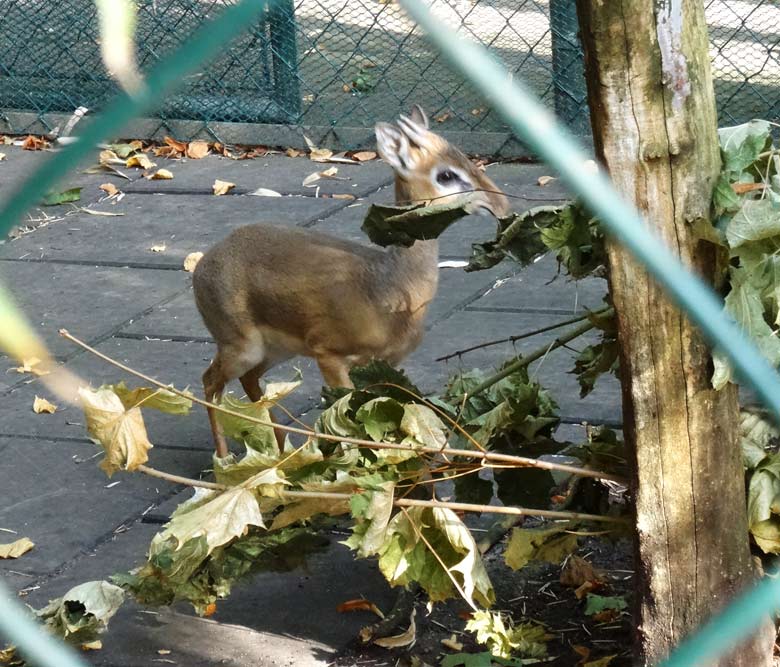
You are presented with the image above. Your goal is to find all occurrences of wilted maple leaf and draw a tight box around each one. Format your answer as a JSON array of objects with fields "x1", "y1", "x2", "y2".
[
  {"x1": 183, "y1": 251, "x2": 204, "y2": 272},
  {"x1": 99, "y1": 183, "x2": 120, "y2": 197},
  {"x1": 99, "y1": 150, "x2": 124, "y2": 166},
  {"x1": 163, "y1": 136, "x2": 187, "y2": 154},
  {"x1": 213, "y1": 179, "x2": 236, "y2": 195},
  {"x1": 186, "y1": 141, "x2": 209, "y2": 159},
  {"x1": 285, "y1": 147, "x2": 302, "y2": 158},
  {"x1": 537, "y1": 175, "x2": 556, "y2": 186},
  {"x1": 373, "y1": 609, "x2": 416, "y2": 649},
  {"x1": 33, "y1": 396, "x2": 57, "y2": 414},
  {"x1": 147, "y1": 168, "x2": 173, "y2": 180},
  {"x1": 79, "y1": 386, "x2": 153, "y2": 476}
]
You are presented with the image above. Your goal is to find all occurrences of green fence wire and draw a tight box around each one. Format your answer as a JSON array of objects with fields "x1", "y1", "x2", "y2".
[
  {"x1": 1, "y1": 0, "x2": 779, "y2": 665},
  {"x1": 1, "y1": 0, "x2": 778, "y2": 152}
]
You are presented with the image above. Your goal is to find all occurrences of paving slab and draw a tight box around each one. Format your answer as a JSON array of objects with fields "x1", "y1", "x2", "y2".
[
  {"x1": 123, "y1": 152, "x2": 393, "y2": 198},
  {"x1": 403, "y1": 310, "x2": 622, "y2": 426},
  {"x1": 467, "y1": 254, "x2": 609, "y2": 314},
  {"x1": 0, "y1": 192, "x2": 344, "y2": 267},
  {"x1": 484, "y1": 162, "x2": 572, "y2": 204},
  {"x1": 0, "y1": 262, "x2": 189, "y2": 364},
  {"x1": 20, "y1": 516, "x2": 395, "y2": 665},
  {"x1": 0, "y1": 145, "x2": 128, "y2": 207},
  {"x1": 0, "y1": 436, "x2": 211, "y2": 576},
  {"x1": 0, "y1": 337, "x2": 323, "y2": 450}
]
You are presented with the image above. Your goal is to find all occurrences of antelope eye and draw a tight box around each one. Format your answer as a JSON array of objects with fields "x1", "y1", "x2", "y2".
[{"x1": 436, "y1": 169, "x2": 458, "y2": 185}]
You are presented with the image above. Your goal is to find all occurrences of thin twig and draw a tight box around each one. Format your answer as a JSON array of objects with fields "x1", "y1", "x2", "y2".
[
  {"x1": 59, "y1": 328, "x2": 625, "y2": 485},
  {"x1": 135, "y1": 464, "x2": 626, "y2": 524},
  {"x1": 463, "y1": 310, "x2": 613, "y2": 399},
  {"x1": 435, "y1": 307, "x2": 609, "y2": 362}
]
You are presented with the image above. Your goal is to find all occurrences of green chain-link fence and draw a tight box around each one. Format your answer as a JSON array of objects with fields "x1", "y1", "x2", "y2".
[{"x1": 1, "y1": 0, "x2": 778, "y2": 154}]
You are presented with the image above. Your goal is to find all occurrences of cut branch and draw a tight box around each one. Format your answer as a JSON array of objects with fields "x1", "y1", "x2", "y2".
[
  {"x1": 463, "y1": 310, "x2": 612, "y2": 399},
  {"x1": 136, "y1": 464, "x2": 627, "y2": 525},
  {"x1": 59, "y1": 328, "x2": 626, "y2": 485},
  {"x1": 435, "y1": 306, "x2": 611, "y2": 362}
]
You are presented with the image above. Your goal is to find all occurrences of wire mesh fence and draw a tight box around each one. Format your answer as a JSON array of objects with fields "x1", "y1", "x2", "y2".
[{"x1": 0, "y1": 0, "x2": 778, "y2": 150}]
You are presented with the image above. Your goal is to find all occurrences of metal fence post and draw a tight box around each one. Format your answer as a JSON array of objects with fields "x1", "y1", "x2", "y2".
[
  {"x1": 268, "y1": 0, "x2": 301, "y2": 122},
  {"x1": 549, "y1": 0, "x2": 590, "y2": 135}
]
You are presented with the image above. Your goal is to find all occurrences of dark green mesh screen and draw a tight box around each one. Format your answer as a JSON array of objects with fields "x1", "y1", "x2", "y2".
[{"x1": 0, "y1": 0, "x2": 777, "y2": 150}]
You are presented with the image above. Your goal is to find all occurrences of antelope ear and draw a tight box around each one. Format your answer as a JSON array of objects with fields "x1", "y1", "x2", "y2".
[
  {"x1": 409, "y1": 105, "x2": 429, "y2": 129},
  {"x1": 375, "y1": 122, "x2": 412, "y2": 175}
]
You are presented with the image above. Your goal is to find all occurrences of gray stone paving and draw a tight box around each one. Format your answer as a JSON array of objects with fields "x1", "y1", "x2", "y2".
[{"x1": 0, "y1": 144, "x2": 618, "y2": 666}]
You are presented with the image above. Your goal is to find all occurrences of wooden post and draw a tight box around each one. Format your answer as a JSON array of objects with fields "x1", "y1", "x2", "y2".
[{"x1": 574, "y1": 1, "x2": 774, "y2": 664}]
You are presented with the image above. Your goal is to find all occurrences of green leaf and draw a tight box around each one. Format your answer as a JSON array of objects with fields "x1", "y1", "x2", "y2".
[
  {"x1": 718, "y1": 120, "x2": 771, "y2": 175},
  {"x1": 584, "y1": 594, "x2": 627, "y2": 615},
  {"x1": 216, "y1": 395, "x2": 278, "y2": 454},
  {"x1": 157, "y1": 482, "x2": 278, "y2": 552},
  {"x1": 572, "y1": 337, "x2": 620, "y2": 398},
  {"x1": 376, "y1": 506, "x2": 494, "y2": 607},
  {"x1": 348, "y1": 359, "x2": 424, "y2": 402},
  {"x1": 361, "y1": 198, "x2": 480, "y2": 247},
  {"x1": 400, "y1": 403, "x2": 447, "y2": 448},
  {"x1": 345, "y1": 481, "x2": 396, "y2": 557},
  {"x1": 539, "y1": 203, "x2": 606, "y2": 279},
  {"x1": 466, "y1": 205, "x2": 564, "y2": 272},
  {"x1": 712, "y1": 173, "x2": 742, "y2": 217},
  {"x1": 465, "y1": 610, "x2": 549, "y2": 660},
  {"x1": 110, "y1": 381, "x2": 193, "y2": 414},
  {"x1": 725, "y1": 199, "x2": 780, "y2": 249},
  {"x1": 355, "y1": 397, "x2": 404, "y2": 441},
  {"x1": 505, "y1": 523, "x2": 578, "y2": 570},
  {"x1": 41, "y1": 187, "x2": 82, "y2": 206},
  {"x1": 740, "y1": 410, "x2": 779, "y2": 469},
  {"x1": 35, "y1": 581, "x2": 125, "y2": 645},
  {"x1": 713, "y1": 264, "x2": 780, "y2": 389}
]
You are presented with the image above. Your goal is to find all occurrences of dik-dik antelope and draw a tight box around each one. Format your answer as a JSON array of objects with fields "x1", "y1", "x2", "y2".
[{"x1": 193, "y1": 106, "x2": 509, "y2": 456}]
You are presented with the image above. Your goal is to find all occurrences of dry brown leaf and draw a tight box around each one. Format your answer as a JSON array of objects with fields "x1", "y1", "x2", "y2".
[
  {"x1": 147, "y1": 168, "x2": 174, "y2": 180},
  {"x1": 213, "y1": 179, "x2": 236, "y2": 196},
  {"x1": 164, "y1": 136, "x2": 187, "y2": 153},
  {"x1": 310, "y1": 147, "x2": 334, "y2": 162},
  {"x1": 732, "y1": 182, "x2": 765, "y2": 195},
  {"x1": 441, "y1": 635, "x2": 463, "y2": 651},
  {"x1": 373, "y1": 609, "x2": 416, "y2": 649},
  {"x1": 33, "y1": 396, "x2": 57, "y2": 414},
  {"x1": 561, "y1": 555, "x2": 602, "y2": 587},
  {"x1": 538, "y1": 175, "x2": 557, "y2": 187},
  {"x1": 99, "y1": 150, "x2": 124, "y2": 166},
  {"x1": 81, "y1": 640, "x2": 103, "y2": 651},
  {"x1": 470, "y1": 107, "x2": 486, "y2": 116},
  {"x1": 187, "y1": 140, "x2": 210, "y2": 159},
  {"x1": 126, "y1": 154, "x2": 155, "y2": 170},
  {"x1": 13, "y1": 357, "x2": 49, "y2": 375},
  {"x1": 336, "y1": 599, "x2": 385, "y2": 618},
  {"x1": 592, "y1": 609, "x2": 620, "y2": 623},
  {"x1": 157, "y1": 649, "x2": 172, "y2": 655},
  {"x1": 332, "y1": 193, "x2": 356, "y2": 200},
  {"x1": 0, "y1": 537, "x2": 34, "y2": 559},
  {"x1": 22, "y1": 135, "x2": 47, "y2": 151},
  {"x1": 352, "y1": 150, "x2": 377, "y2": 162},
  {"x1": 128, "y1": 140, "x2": 144, "y2": 151},
  {"x1": 153, "y1": 145, "x2": 177, "y2": 158},
  {"x1": 183, "y1": 251, "x2": 204, "y2": 272},
  {"x1": 100, "y1": 183, "x2": 120, "y2": 197},
  {"x1": 573, "y1": 644, "x2": 591, "y2": 665},
  {"x1": 204, "y1": 603, "x2": 217, "y2": 617},
  {"x1": 302, "y1": 171, "x2": 321, "y2": 187},
  {"x1": 1, "y1": 135, "x2": 11, "y2": 145},
  {"x1": 342, "y1": 84, "x2": 352, "y2": 93},
  {"x1": 285, "y1": 147, "x2": 302, "y2": 158},
  {"x1": 0, "y1": 153, "x2": 5, "y2": 161},
  {"x1": 79, "y1": 386, "x2": 153, "y2": 476},
  {"x1": 149, "y1": 244, "x2": 167, "y2": 253},
  {"x1": 434, "y1": 111, "x2": 452, "y2": 123}
]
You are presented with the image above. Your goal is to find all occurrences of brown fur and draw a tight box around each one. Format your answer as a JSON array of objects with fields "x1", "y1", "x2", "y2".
[{"x1": 193, "y1": 106, "x2": 509, "y2": 456}]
